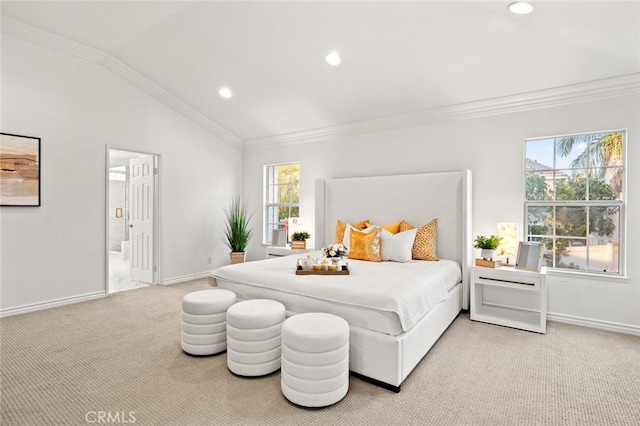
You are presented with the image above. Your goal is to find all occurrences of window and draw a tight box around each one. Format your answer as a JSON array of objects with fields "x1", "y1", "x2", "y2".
[
  {"x1": 264, "y1": 163, "x2": 300, "y2": 244},
  {"x1": 524, "y1": 130, "x2": 625, "y2": 275}
]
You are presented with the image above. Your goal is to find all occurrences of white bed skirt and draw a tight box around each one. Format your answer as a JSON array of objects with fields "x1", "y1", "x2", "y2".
[{"x1": 347, "y1": 282, "x2": 462, "y2": 389}]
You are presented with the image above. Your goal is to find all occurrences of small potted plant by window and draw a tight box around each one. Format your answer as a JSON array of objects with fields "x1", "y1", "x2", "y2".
[
  {"x1": 290, "y1": 231, "x2": 310, "y2": 250},
  {"x1": 473, "y1": 234, "x2": 503, "y2": 261}
]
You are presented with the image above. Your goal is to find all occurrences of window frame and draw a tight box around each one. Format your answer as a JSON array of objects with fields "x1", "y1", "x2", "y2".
[
  {"x1": 523, "y1": 129, "x2": 627, "y2": 277},
  {"x1": 263, "y1": 162, "x2": 300, "y2": 245}
]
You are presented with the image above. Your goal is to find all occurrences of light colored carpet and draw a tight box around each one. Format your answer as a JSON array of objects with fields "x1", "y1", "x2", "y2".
[{"x1": 1, "y1": 279, "x2": 639, "y2": 426}]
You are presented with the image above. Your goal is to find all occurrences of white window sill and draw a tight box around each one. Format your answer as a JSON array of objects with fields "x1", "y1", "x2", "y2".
[{"x1": 546, "y1": 268, "x2": 629, "y2": 283}]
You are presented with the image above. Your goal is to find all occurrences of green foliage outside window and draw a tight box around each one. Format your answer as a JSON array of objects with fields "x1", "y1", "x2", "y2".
[
  {"x1": 265, "y1": 163, "x2": 301, "y2": 243},
  {"x1": 525, "y1": 130, "x2": 624, "y2": 274}
]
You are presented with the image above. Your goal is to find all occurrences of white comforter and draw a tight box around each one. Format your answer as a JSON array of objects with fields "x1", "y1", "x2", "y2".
[{"x1": 211, "y1": 253, "x2": 461, "y2": 332}]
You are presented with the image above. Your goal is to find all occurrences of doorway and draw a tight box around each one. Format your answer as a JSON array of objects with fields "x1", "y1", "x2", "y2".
[{"x1": 106, "y1": 147, "x2": 160, "y2": 294}]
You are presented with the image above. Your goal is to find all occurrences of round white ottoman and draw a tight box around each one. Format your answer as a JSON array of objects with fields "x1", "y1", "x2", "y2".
[
  {"x1": 226, "y1": 299, "x2": 286, "y2": 376},
  {"x1": 182, "y1": 289, "x2": 236, "y2": 356},
  {"x1": 281, "y1": 313, "x2": 350, "y2": 407}
]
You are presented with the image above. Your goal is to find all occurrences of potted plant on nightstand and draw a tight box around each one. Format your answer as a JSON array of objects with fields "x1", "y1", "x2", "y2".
[
  {"x1": 223, "y1": 197, "x2": 253, "y2": 264},
  {"x1": 473, "y1": 234, "x2": 503, "y2": 261},
  {"x1": 290, "y1": 231, "x2": 310, "y2": 250}
]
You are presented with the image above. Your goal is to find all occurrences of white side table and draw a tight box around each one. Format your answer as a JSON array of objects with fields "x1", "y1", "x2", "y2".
[
  {"x1": 470, "y1": 266, "x2": 547, "y2": 333},
  {"x1": 266, "y1": 246, "x2": 314, "y2": 259}
]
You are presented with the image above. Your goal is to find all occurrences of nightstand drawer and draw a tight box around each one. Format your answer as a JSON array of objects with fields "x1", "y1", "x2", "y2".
[{"x1": 473, "y1": 272, "x2": 541, "y2": 291}]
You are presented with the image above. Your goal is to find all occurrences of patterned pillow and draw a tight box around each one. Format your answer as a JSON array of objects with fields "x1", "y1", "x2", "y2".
[
  {"x1": 348, "y1": 227, "x2": 382, "y2": 262},
  {"x1": 399, "y1": 218, "x2": 439, "y2": 261},
  {"x1": 335, "y1": 219, "x2": 369, "y2": 243}
]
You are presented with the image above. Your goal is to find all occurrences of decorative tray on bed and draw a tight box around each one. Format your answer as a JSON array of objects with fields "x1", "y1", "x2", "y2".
[{"x1": 295, "y1": 266, "x2": 350, "y2": 275}]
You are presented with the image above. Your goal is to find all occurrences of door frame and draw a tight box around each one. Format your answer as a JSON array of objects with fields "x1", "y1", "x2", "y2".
[{"x1": 105, "y1": 146, "x2": 161, "y2": 293}]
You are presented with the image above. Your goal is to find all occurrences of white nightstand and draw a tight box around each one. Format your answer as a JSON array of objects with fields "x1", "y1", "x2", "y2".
[
  {"x1": 266, "y1": 246, "x2": 315, "y2": 259},
  {"x1": 470, "y1": 266, "x2": 547, "y2": 334}
]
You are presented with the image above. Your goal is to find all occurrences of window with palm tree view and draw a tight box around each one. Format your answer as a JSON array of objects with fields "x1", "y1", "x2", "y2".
[
  {"x1": 525, "y1": 130, "x2": 625, "y2": 275},
  {"x1": 264, "y1": 163, "x2": 300, "y2": 244}
]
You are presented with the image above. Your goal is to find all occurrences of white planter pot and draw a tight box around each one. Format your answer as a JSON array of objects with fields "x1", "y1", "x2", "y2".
[{"x1": 481, "y1": 249, "x2": 495, "y2": 261}]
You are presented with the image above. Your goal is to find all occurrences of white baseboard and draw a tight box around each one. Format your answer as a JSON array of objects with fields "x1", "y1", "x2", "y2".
[
  {"x1": 0, "y1": 291, "x2": 106, "y2": 318},
  {"x1": 548, "y1": 312, "x2": 640, "y2": 336},
  {"x1": 0, "y1": 273, "x2": 213, "y2": 318},
  {"x1": 162, "y1": 271, "x2": 214, "y2": 286}
]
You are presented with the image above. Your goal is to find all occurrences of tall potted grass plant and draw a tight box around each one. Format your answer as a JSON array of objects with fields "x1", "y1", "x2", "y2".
[{"x1": 223, "y1": 197, "x2": 253, "y2": 264}]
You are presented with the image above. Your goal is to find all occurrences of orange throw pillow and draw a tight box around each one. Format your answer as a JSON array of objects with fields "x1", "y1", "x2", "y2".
[
  {"x1": 365, "y1": 221, "x2": 402, "y2": 234},
  {"x1": 348, "y1": 227, "x2": 382, "y2": 262}
]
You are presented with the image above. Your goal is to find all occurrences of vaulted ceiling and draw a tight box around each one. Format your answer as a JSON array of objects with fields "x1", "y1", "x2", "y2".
[{"x1": 2, "y1": 1, "x2": 639, "y2": 145}]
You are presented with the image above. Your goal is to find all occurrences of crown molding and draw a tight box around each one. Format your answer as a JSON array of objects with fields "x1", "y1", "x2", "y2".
[
  {"x1": 4, "y1": 17, "x2": 638, "y2": 150},
  {"x1": 245, "y1": 73, "x2": 640, "y2": 147},
  {"x1": 1, "y1": 17, "x2": 243, "y2": 149}
]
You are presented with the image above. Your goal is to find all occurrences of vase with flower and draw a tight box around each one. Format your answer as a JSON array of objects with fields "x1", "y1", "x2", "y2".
[{"x1": 323, "y1": 243, "x2": 349, "y2": 270}]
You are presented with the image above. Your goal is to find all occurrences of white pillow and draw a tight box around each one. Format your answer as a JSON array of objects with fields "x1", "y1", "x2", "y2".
[
  {"x1": 380, "y1": 228, "x2": 417, "y2": 262},
  {"x1": 342, "y1": 224, "x2": 378, "y2": 249}
]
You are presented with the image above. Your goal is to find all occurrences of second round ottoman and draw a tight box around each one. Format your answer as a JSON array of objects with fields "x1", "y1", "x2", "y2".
[
  {"x1": 281, "y1": 312, "x2": 350, "y2": 407},
  {"x1": 226, "y1": 299, "x2": 286, "y2": 376}
]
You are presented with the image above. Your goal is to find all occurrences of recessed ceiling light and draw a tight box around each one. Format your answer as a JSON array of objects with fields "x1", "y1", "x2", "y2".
[
  {"x1": 325, "y1": 52, "x2": 341, "y2": 66},
  {"x1": 219, "y1": 87, "x2": 233, "y2": 98},
  {"x1": 508, "y1": 2, "x2": 534, "y2": 15}
]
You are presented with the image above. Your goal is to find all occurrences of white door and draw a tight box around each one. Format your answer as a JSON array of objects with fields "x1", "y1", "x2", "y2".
[{"x1": 129, "y1": 156, "x2": 155, "y2": 283}]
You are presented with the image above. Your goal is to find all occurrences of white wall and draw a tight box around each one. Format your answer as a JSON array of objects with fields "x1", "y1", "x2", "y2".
[
  {"x1": 0, "y1": 35, "x2": 243, "y2": 311},
  {"x1": 243, "y1": 93, "x2": 640, "y2": 332},
  {"x1": 2, "y1": 32, "x2": 637, "y2": 333}
]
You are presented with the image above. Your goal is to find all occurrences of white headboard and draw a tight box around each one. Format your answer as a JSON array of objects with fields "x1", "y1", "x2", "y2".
[{"x1": 315, "y1": 170, "x2": 472, "y2": 309}]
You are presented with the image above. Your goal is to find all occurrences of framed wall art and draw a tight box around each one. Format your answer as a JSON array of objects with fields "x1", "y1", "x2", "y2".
[{"x1": 0, "y1": 132, "x2": 41, "y2": 207}]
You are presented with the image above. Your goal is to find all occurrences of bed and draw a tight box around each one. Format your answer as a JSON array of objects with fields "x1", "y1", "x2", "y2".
[{"x1": 211, "y1": 170, "x2": 472, "y2": 391}]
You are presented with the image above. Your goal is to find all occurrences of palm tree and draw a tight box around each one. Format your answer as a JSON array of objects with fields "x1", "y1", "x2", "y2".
[{"x1": 555, "y1": 131, "x2": 623, "y2": 195}]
